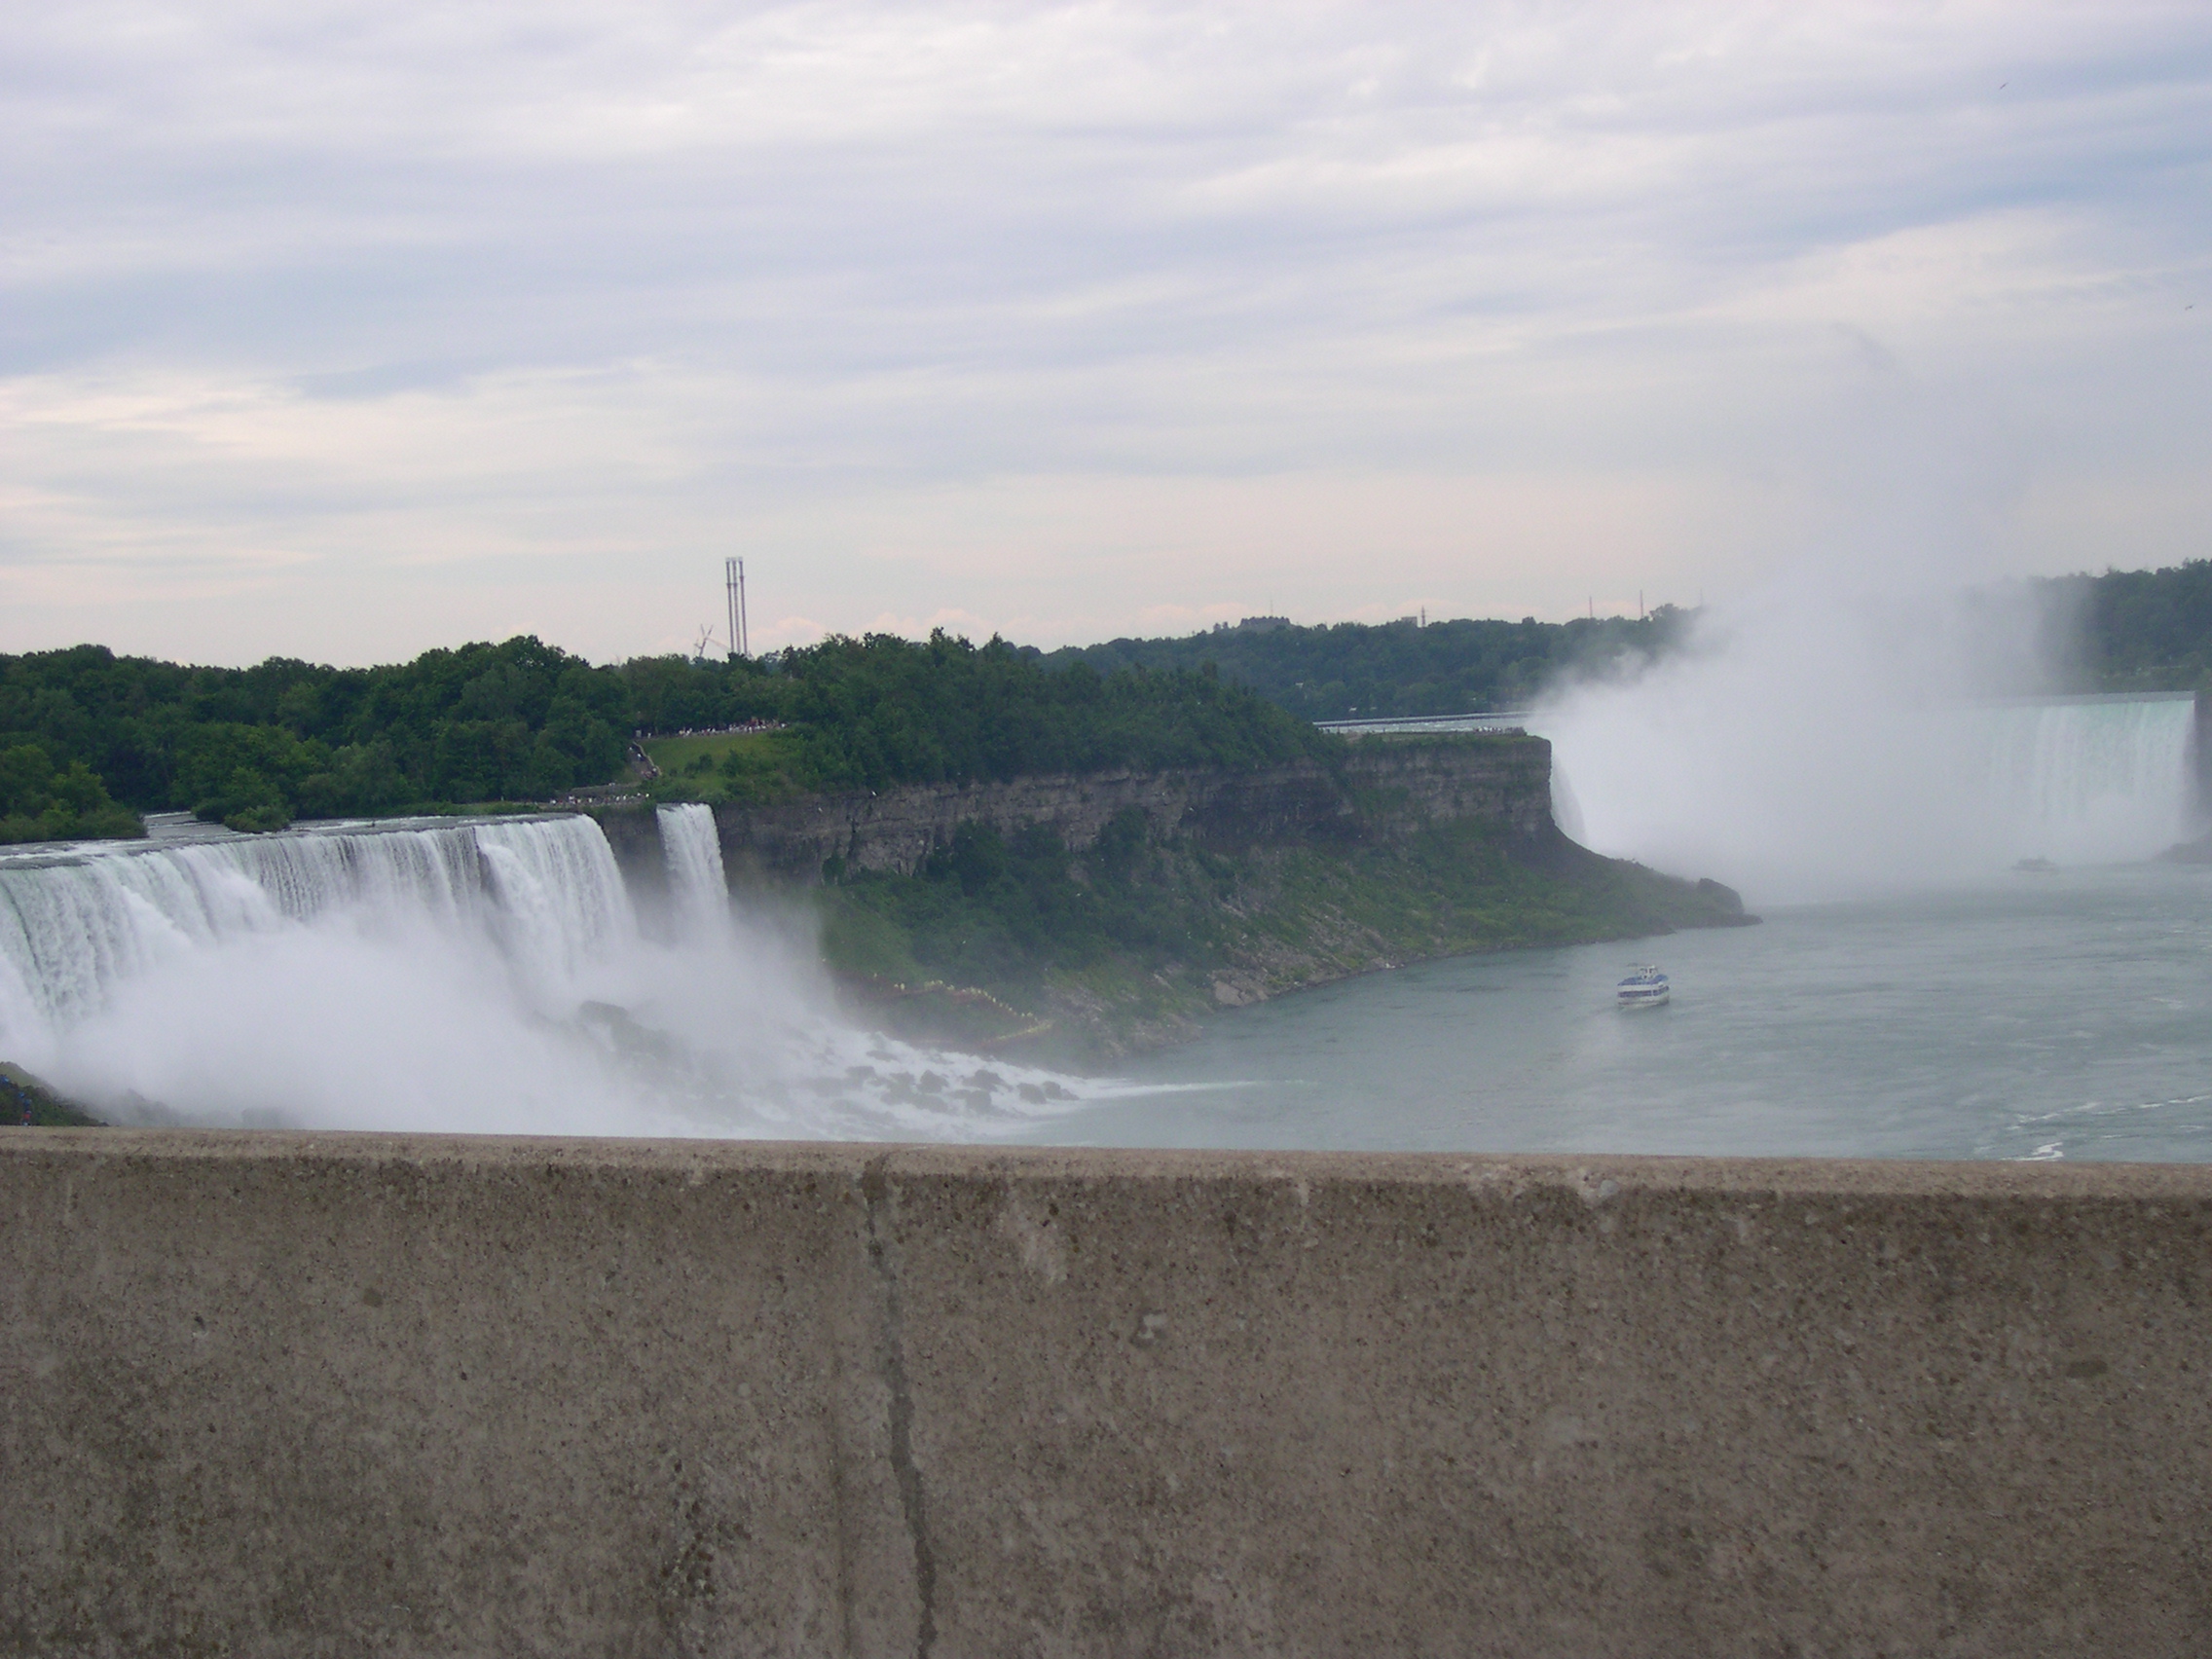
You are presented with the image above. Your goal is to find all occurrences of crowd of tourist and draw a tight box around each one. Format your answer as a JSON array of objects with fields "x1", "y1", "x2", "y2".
[{"x1": 632, "y1": 718, "x2": 786, "y2": 741}]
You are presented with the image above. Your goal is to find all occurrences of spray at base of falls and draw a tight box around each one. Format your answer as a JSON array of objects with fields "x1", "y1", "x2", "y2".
[
  {"x1": 1544, "y1": 690, "x2": 2202, "y2": 904},
  {"x1": 1535, "y1": 579, "x2": 2203, "y2": 906},
  {"x1": 0, "y1": 813, "x2": 1107, "y2": 1138}
]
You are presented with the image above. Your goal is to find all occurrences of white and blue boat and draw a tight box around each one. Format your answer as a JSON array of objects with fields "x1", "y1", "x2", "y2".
[{"x1": 1616, "y1": 964, "x2": 1671, "y2": 1010}]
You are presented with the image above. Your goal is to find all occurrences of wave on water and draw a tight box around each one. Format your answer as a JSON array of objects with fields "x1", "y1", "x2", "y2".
[
  {"x1": 1988, "y1": 1090, "x2": 2212, "y2": 1163},
  {"x1": 0, "y1": 812, "x2": 1112, "y2": 1139}
]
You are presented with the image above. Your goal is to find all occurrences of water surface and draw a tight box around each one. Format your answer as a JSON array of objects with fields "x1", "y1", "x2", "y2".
[{"x1": 1032, "y1": 862, "x2": 2212, "y2": 1162}]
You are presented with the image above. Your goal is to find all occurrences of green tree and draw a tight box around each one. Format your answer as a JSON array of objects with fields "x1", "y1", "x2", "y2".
[{"x1": 0, "y1": 743, "x2": 144, "y2": 844}]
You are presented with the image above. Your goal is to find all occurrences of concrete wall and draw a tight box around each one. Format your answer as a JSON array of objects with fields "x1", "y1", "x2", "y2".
[
  {"x1": 6, "y1": 1133, "x2": 2211, "y2": 1656},
  {"x1": 592, "y1": 737, "x2": 1556, "y2": 889}
]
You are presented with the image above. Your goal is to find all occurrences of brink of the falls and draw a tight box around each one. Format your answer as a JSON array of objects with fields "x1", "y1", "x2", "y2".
[{"x1": 0, "y1": 811, "x2": 1103, "y2": 1139}]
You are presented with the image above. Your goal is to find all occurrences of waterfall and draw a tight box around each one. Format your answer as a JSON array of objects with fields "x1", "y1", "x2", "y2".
[
  {"x1": 656, "y1": 804, "x2": 730, "y2": 942},
  {"x1": 1968, "y1": 694, "x2": 2201, "y2": 860},
  {"x1": 3, "y1": 820, "x2": 498, "y2": 1028},
  {"x1": 474, "y1": 817, "x2": 636, "y2": 984},
  {"x1": 1540, "y1": 680, "x2": 2203, "y2": 902},
  {"x1": 0, "y1": 814, "x2": 631, "y2": 1054},
  {"x1": 0, "y1": 809, "x2": 1104, "y2": 1139}
]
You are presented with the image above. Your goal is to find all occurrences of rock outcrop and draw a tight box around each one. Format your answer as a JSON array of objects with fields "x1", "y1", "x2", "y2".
[
  {"x1": 597, "y1": 736, "x2": 1556, "y2": 889},
  {"x1": 588, "y1": 737, "x2": 1750, "y2": 1055}
]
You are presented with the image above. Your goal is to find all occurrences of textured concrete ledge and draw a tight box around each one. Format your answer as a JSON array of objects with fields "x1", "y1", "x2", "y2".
[{"x1": 5, "y1": 1132, "x2": 2211, "y2": 1656}]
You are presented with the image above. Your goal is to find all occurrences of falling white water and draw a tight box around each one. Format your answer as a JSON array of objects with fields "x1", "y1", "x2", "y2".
[
  {"x1": 657, "y1": 803, "x2": 731, "y2": 944},
  {"x1": 1967, "y1": 695, "x2": 2199, "y2": 859},
  {"x1": 0, "y1": 819, "x2": 498, "y2": 1029},
  {"x1": 1541, "y1": 671, "x2": 2200, "y2": 904},
  {"x1": 0, "y1": 813, "x2": 1113, "y2": 1138}
]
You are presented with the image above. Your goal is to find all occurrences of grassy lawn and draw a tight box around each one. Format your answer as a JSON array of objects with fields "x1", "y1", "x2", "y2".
[
  {"x1": 1, "y1": 1062, "x2": 103, "y2": 1126},
  {"x1": 641, "y1": 727, "x2": 813, "y2": 805},
  {"x1": 643, "y1": 729, "x2": 779, "y2": 773}
]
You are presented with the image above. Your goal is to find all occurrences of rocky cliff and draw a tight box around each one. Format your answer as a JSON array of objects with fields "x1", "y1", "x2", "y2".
[
  {"x1": 598, "y1": 734, "x2": 1555, "y2": 890},
  {"x1": 592, "y1": 736, "x2": 1750, "y2": 1056}
]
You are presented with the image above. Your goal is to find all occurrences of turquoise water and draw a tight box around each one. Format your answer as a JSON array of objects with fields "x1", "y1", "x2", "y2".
[{"x1": 1028, "y1": 861, "x2": 2212, "y2": 1162}]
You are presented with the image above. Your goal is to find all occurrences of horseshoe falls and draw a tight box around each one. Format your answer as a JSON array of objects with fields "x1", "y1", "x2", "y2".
[
  {"x1": 0, "y1": 812, "x2": 1100, "y2": 1138},
  {"x1": 1972, "y1": 693, "x2": 2201, "y2": 862},
  {"x1": 1540, "y1": 689, "x2": 2203, "y2": 903}
]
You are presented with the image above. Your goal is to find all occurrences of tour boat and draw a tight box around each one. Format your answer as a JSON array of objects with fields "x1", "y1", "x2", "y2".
[{"x1": 1616, "y1": 965, "x2": 1671, "y2": 1010}]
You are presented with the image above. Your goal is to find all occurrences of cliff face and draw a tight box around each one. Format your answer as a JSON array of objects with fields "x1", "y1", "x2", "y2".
[
  {"x1": 693, "y1": 736, "x2": 1555, "y2": 886},
  {"x1": 586, "y1": 738, "x2": 1751, "y2": 1056}
]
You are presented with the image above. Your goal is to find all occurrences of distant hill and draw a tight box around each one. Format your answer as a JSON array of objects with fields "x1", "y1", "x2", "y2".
[
  {"x1": 1042, "y1": 560, "x2": 2212, "y2": 720},
  {"x1": 1042, "y1": 608, "x2": 1694, "y2": 723}
]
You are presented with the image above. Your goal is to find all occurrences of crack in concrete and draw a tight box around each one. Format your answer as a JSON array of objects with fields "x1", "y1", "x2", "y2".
[{"x1": 861, "y1": 1157, "x2": 939, "y2": 1659}]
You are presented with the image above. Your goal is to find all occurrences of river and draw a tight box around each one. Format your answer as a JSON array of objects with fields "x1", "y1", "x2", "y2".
[{"x1": 1037, "y1": 860, "x2": 2212, "y2": 1163}]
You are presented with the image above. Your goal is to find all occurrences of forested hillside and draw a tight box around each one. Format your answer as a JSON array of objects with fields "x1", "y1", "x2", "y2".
[
  {"x1": 1043, "y1": 608, "x2": 1692, "y2": 721},
  {"x1": 2046, "y1": 559, "x2": 2212, "y2": 691},
  {"x1": 0, "y1": 632, "x2": 1324, "y2": 840},
  {"x1": 1049, "y1": 559, "x2": 2212, "y2": 719}
]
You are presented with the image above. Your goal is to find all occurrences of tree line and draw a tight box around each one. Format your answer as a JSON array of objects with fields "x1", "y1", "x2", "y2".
[
  {"x1": 0, "y1": 637, "x2": 633, "y2": 841},
  {"x1": 0, "y1": 631, "x2": 1328, "y2": 842},
  {"x1": 2046, "y1": 559, "x2": 2212, "y2": 691},
  {"x1": 1043, "y1": 608, "x2": 1695, "y2": 721},
  {"x1": 6, "y1": 558, "x2": 2203, "y2": 845},
  {"x1": 1047, "y1": 560, "x2": 2212, "y2": 716}
]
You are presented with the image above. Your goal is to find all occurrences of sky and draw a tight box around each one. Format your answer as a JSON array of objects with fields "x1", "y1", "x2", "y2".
[{"x1": 3, "y1": 1, "x2": 2208, "y2": 667}]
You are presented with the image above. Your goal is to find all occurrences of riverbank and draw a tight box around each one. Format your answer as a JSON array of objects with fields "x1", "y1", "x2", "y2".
[
  {"x1": 0, "y1": 1062, "x2": 102, "y2": 1126},
  {"x1": 594, "y1": 734, "x2": 1755, "y2": 1060},
  {"x1": 815, "y1": 817, "x2": 1752, "y2": 1059}
]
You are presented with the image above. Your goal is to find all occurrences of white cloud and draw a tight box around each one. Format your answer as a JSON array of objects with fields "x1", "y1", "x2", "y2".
[{"x1": 2, "y1": 2, "x2": 2208, "y2": 662}]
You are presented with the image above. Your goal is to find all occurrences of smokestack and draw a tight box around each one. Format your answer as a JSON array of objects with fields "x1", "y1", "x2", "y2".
[{"x1": 724, "y1": 558, "x2": 750, "y2": 658}]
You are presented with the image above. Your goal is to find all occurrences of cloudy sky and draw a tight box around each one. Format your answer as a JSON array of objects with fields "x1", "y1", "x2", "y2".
[{"x1": 4, "y1": 2, "x2": 2207, "y2": 666}]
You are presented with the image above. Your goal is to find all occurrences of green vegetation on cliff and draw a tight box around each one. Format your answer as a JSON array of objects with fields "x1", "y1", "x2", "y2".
[
  {"x1": 2047, "y1": 559, "x2": 2212, "y2": 691},
  {"x1": 814, "y1": 806, "x2": 1751, "y2": 1056},
  {"x1": 0, "y1": 1064, "x2": 102, "y2": 1127},
  {"x1": 1043, "y1": 609, "x2": 1694, "y2": 721},
  {"x1": 0, "y1": 631, "x2": 1327, "y2": 836},
  {"x1": 642, "y1": 634, "x2": 1331, "y2": 806}
]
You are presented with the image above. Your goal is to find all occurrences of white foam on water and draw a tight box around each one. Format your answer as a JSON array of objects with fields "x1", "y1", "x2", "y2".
[{"x1": 0, "y1": 813, "x2": 1107, "y2": 1139}]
